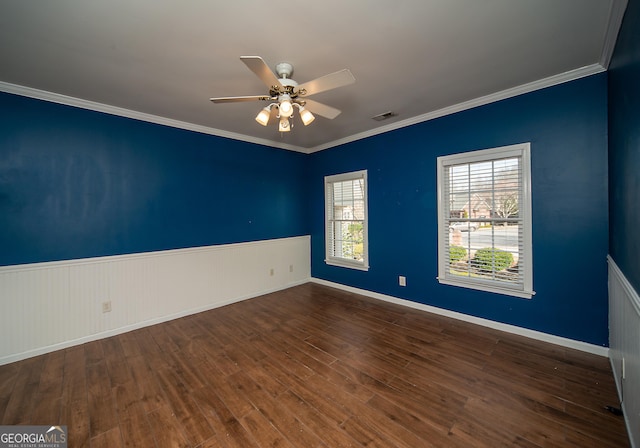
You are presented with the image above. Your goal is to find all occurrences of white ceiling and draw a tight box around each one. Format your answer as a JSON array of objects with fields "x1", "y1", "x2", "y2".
[{"x1": 0, "y1": 0, "x2": 627, "y2": 153}]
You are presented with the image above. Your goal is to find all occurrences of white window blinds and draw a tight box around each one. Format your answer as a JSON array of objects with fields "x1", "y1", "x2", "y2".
[
  {"x1": 325, "y1": 170, "x2": 369, "y2": 271},
  {"x1": 437, "y1": 143, "x2": 533, "y2": 298}
]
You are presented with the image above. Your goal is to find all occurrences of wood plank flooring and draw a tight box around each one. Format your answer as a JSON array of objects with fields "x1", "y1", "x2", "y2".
[{"x1": 0, "y1": 283, "x2": 629, "y2": 447}]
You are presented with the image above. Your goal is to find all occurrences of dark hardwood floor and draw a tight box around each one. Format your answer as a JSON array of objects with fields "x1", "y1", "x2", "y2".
[{"x1": 0, "y1": 283, "x2": 629, "y2": 447}]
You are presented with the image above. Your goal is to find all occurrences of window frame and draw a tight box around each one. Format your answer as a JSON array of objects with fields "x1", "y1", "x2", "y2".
[
  {"x1": 436, "y1": 143, "x2": 534, "y2": 299},
  {"x1": 324, "y1": 170, "x2": 369, "y2": 271}
]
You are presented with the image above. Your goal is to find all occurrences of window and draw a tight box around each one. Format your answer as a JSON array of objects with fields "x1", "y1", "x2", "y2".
[
  {"x1": 325, "y1": 170, "x2": 369, "y2": 270},
  {"x1": 437, "y1": 143, "x2": 534, "y2": 298}
]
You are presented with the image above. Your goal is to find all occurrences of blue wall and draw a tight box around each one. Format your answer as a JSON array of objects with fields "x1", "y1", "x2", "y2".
[
  {"x1": 309, "y1": 74, "x2": 609, "y2": 346},
  {"x1": 0, "y1": 92, "x2": 308, "y2": 266},
  {"x1": 0, "y1": 72, "x2": 612, "y2": 346},
  {"x1": 609, "y1": 0, "x2": 640, "y2": 294}
]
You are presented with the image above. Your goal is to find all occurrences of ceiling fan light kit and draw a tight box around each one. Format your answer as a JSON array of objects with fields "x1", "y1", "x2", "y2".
[{"x1": 211, "y1": 56, "x2": 355, "y2": 133}]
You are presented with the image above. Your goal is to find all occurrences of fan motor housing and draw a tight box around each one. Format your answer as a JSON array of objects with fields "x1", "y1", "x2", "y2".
[{"x1": 275, "y1": 62, "x2": 294, "y2": 78}]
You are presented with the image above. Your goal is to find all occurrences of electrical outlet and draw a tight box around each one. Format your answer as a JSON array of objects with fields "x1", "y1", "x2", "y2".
[
  {"x1": 289, "y1": 264, "x2": 294, "y2": 273},
  {"x1": 270, "y1": 268, "x2": 274, "y2": 276},
  {"x1": 399, "y1": 276, "x2": 406, "y2": 287},
  {"x1": 102, "y1": 301, "x2": 112, "y2": 313}
]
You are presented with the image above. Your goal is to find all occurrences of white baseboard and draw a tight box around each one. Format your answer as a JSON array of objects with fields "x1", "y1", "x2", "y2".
[{"x1": 311, "y1": 277, "x2": 609, "y2": 357}]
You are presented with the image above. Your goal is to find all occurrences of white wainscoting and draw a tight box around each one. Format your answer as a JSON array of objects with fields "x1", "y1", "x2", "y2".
[
  {"x1": 0, "y1": 236, "x2": 311, "y2": 366},
  {"x1": 609, "y1": 255, "x2": 640, "y2": 448}
]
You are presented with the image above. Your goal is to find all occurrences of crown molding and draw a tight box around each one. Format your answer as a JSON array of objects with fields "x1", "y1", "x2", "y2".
[
  {"x1": 0, "y1": 81, "x2": 307, "y2": 154},
  {"x1": 309, "y1": 63, "x2": 606, "y2": 153},
  {"x1": 600, "y1": 0, "x2": 628, "y2": 68},
  {"x1": 1, "y1": 63, "x2": 606, "y2": 155}
]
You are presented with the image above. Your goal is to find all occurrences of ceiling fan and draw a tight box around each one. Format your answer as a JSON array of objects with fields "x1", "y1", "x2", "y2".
[{"x1": 210, "y1": 56, "x2": 355, "y2": 132}]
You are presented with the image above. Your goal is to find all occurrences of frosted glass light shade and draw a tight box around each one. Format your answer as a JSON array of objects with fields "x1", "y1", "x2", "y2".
[
  {"x1": 299, "y1": 107, "x2": 315, "y2": 125},
  {"x1": 255, "y1": 107, "x2": 271, "y2": 126},
  {"x1": 278, "y1": 118, "x2": 291, "y2": 132},
  {"x1": 279, "y1": 99, "x2": 293, "y2": 118}
]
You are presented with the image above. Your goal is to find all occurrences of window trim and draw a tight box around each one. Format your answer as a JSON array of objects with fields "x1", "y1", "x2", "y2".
[
  {"x1": 324, "y1": 170, "x2": 369, "y2": 271},
  {"x1": 436, "y1": 143, "x2": 534, "y2": 299}
]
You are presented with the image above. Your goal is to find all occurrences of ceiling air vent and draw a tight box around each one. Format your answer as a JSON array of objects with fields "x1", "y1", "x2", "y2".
[{"x1": 371, "y1": 111, "x2": 397, "y2": 121}]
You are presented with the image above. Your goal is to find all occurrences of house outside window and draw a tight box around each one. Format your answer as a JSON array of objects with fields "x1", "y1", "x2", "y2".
[
  {"x1": 437, "y1": 143, "x2": 534, "y2": 298},
  {"x1": 325, "y1": 170, "x2": 369, "y2": 271}
]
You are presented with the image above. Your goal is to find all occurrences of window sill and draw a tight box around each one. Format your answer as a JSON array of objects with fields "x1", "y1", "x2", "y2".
[
  {"x1": 437, "y1": 277, "x2": 534, "y2": 299},
  {"x1": 325, "y1": 258, "x2": 369, "y2": 271}
]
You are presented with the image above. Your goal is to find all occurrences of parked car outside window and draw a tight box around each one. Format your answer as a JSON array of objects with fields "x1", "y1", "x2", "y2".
[{"x1": 449, "y1": 222, "x2": 478, "y2": 232}]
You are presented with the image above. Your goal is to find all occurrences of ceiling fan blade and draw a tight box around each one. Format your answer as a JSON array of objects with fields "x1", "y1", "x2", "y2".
[
  {"x1": 296, "y1": 69, "x2": 355, "y2": 97},
  {"x1": 240, "y1": 56, "x2": 283, "y2": 90},
  {"x1": 210, "y1": 95, "x2": 272, "y2": 103},
  {"x1": 301, "y1": 99, "x2": 341, "y2": 119}
]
